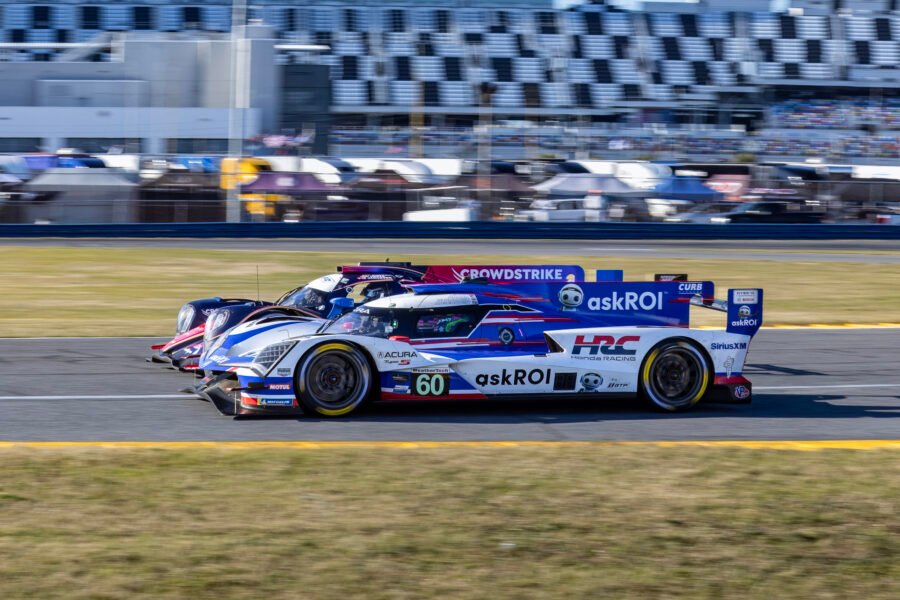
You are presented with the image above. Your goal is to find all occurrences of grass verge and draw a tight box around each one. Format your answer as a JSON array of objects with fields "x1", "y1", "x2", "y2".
[
  {"x1": 0, "y1": 446, "x2": 897, "y2": 599},
  {"x1": 1, "y1": 246, "x2": 899, "y2": 336}
]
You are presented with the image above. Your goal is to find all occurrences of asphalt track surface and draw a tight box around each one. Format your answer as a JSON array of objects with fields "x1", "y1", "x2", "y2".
[
  {"x1": 3, "y1": 237, "x2": 900, "y2": 263},
  {"x1": 0, "y1": 329, "x2": 898, "y2": 441}
]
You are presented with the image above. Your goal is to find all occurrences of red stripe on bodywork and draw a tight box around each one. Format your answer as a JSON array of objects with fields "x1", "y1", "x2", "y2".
[{"x1": 714, "y1": 375, "x2": 750, "y2": 386}]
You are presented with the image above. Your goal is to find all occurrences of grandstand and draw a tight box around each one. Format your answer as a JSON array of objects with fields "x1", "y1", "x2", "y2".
[{"x1": 3, "y1": 0, "x2": 900, "y2": 159}]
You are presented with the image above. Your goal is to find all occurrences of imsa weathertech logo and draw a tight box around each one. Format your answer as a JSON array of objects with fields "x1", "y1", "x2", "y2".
[{"x1": 572, "y1": 335, "x2": 641, "y2": 361}]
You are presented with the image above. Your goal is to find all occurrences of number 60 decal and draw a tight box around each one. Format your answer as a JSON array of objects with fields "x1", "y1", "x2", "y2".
[{"x1": 413, "y1": 373, "x2": 450, "y2": 396}]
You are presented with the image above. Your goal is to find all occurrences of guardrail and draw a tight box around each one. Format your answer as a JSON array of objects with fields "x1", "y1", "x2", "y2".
[{"x1": 0, "y1": 221, "x2": 898, "y2": 240}]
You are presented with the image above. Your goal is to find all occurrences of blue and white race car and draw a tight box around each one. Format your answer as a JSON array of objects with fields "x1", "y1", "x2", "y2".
[
  {"x1": 219, "y1": 275, "x2": 763, "y2": 416},
  {"x1": 195, "y1": 264, "x2": 585, "y2": 403}
]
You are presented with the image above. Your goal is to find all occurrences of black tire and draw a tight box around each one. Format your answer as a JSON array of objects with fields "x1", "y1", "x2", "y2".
[
  {"x1": 639, "y1": 339, "x2": 710, "y2": 412},
  {"x1": 294, "y1": 342, "x2": 372, "y2": 417}
]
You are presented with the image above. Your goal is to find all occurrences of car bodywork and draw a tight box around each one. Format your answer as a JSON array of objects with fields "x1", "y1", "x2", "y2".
[
  {"x1": 220, "y1": 277, "x2": 763, "y2": 417},
  {"x1": 154, "y1": 262, "x2": 580, "y2": 370},
  {"x1": 195, "y1": 264, "x2": 586, "y2": 400}
]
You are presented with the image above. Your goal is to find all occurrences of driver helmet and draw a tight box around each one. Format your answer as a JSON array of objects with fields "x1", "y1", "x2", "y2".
[{"x1": 362, "y1": 282, "x2": 396, "y2": 301}]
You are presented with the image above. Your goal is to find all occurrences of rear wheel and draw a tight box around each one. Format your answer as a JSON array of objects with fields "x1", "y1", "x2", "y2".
[
  {"x1": 295, "y1": 342, "x2": 372, "y2": 417},
  {"x1": 640, "y1": 340, "x2": 710, "y2": 412}
]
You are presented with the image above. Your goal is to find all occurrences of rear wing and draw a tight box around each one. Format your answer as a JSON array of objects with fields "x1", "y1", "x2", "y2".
[{"x1": 689, "y1": 288, "x2": 764, "y2": 336}]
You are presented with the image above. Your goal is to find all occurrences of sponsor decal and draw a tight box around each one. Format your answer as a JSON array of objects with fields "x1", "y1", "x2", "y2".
[
  {"x1": 259, "y1": 397, "x2": 293, "y2": 407},
  {"x1": 498, "y1": 327, "x2": 515, "y2": 345},
  {"x1": 607, "y1": 381, "x2": 629, "y2": 389},
  {"x1": 572, "y1": 335, "x2": 640, "y2": 361},
  {"x1": 457, "y1": 267, "x2": 565, "y2": 281},
  {"x1": 738, "y1": 305, "x2": 752, "y2": 318},
  {"x1": 656, "y1": 273, "x2": 688, "y2": 282},
  {"x1": 677, "y1": 282, "x2": 704, "y2": 293},
  {"x1": 413, "y1": 373, "x2": 450, "y2": 396},
  {"x1": 391, "y1": 373, "x2": 410, "y2": 383},
  {"x1": 267, "y1": 383, "x2": 291, "y2": 391},
  {"x1": 733, "y1": 289, "x2": 759, "y2": 305},
  {"x1": 276, "y1": 368, "x2": 292, "y2": 376},
  {"x1": 558, "y1": 284, "x2": 584, "y2": 310},
  {"x1": 209, "y1": 354, "x2": 228, "y2": 363},
  {"x1": 579, "y1": 372, "x2": 603, "y2": 392},
  {"x1": 410, "y1": 367, "x2": 450, "y2": 374},
  {"x1": 475, "y1": 368, "x2": 553, "y2": 388},
  {"x1": 710, "y1": 342, "x2": 748, "y2": 351},
  {"x1": 730, "y1": 317, "x2": 759, "y2": 328},
  {"x1": 587, "y1": 291, "x2": 665, "y2": 312},
  {"x1": 734, "y1": 385, "x2": 751, "y2": 400},
  {"x1": 377, "y1": 351, "x2": 418, "y2": 366}
]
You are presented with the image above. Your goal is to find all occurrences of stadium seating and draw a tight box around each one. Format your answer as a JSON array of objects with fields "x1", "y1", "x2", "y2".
[
  {"x1": 1, "y1": 2, "x2": 897, "y2": 110},
  {"x1": 5, "y1": 1, "x2": 900, "y2": 159}
]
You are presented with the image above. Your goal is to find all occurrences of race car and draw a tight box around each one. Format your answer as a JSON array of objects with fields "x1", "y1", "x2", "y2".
[
  {"x1": 217, "y1": 277, "x2": 763, "y2": 417},
  {"x1": 153, "y1": 261, "x2": 579, "y2": 370},
  {"x1": 194, "y1": 264, "x2": 585, "y2": 401}
]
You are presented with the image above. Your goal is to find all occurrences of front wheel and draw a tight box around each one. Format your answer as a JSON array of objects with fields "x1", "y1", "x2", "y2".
[
  {"x1": 640, "y1": 340, "x2": 710, "y2": 412},
  {"x1": 295, "y1": 342, "x2": 372, "y2": 417}
]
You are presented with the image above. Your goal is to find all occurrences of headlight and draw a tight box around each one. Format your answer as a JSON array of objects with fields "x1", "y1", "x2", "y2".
[
  {"x1": 204, "y1": 309, "x2": 230, "y2": 343},
  {"x1": 710, "y1": 217, "x2": 731, "y2": 224},
  {"x1": 176, "y1": 304, "x2": 195, "y2": 334},
  {"x1": 252, "y1": 341, "x2": 296, "y2": 374}
]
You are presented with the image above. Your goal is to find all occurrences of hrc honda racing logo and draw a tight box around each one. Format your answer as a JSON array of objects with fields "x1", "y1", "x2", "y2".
[{"x1": 571, "y1": 335, "x2": 641, "y2": 361}]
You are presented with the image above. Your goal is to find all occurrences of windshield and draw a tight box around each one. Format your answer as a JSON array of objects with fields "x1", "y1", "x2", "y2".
[
  {"x1": 325, "y1": 308, "x2": 402, "y2": 338},
  {"x1": 324, "y1": 305, "x2": 483, "y2": 339},
  {"x1": 279, "y1": 286, "x2": 332, "y2": 314}
]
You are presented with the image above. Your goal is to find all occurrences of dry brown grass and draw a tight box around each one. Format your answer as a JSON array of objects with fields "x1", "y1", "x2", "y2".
[
  {"x1": 0, "y1": 447, "x2": 897, "y2": 599},
  {"x1": 0, "y1": 246, "x2": 898, "y2": 336}
]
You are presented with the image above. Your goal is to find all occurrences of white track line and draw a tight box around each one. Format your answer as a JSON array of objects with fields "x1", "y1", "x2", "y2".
[
  {"x1": 0, "y1": 394, "x2": 194, "y2": 400},
  {"x1": 755, "y1": 383, "x2": 900, "y2": 391}
]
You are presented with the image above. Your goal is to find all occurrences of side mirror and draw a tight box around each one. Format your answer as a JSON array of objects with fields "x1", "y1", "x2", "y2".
[{"x1": 326, "y1": 297, "x2": 355, "y2": 320}]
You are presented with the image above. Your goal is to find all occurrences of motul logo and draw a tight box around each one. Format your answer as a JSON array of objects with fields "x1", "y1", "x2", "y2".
[{"x1": 572, "y1": 335, "x2": 641, "y2": 356}]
